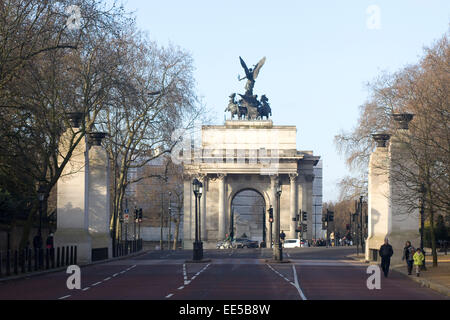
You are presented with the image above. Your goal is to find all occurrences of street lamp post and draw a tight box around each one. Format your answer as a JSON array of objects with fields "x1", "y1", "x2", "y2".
[
  {"x1": 273, "y1": 182, "x2": 283, "y2": 261},
  {"x1": 359, "y1": 196, "x2": 364, "y2": 252},
  {"x1": 192, "y1": 179, "x2": 204, "y2": 261}
]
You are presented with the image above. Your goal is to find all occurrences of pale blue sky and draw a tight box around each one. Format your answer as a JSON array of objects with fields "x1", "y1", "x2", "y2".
[{"x1": 120, "y1": 0, "x2": 449, "y2": 201}]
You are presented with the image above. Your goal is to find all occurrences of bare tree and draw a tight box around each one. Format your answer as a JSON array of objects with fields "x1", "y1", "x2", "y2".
[{"x1": 335, "y1": 33, "x2": 449, "y2": 266}]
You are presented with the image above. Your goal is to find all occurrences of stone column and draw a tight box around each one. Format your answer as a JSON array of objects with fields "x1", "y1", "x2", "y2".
[
  {"x1": 217, "y1": 174, "x2": 227, "y2": 240},
  {"x1": 269, "y1": 175, "x2": 279, "y2": 246},
  {"x1": 366, "y1": 114, "x2": 420, "y2": 263},
  {"x1": 87, "y1": 133, "x2": 112, "y2": 260},
  {"x1": 200, "y1": 174, "x2": 208, "y2": 242},
  {"x1": 365, "y1": 133, "x2": 391, "y2": 262},
  {"x1": 289, "y1": 173, "x2": 298, "y2": 239},
  {"x1": 55, "y1": 127, "x2": 92, "y2": 264}
]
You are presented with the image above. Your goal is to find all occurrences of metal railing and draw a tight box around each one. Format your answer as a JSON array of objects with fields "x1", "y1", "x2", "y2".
[
  {"x1": 114, "y1": 239, "x2": 143, "y2": 257},
  {"x1": 0, "y1": 246, "x2": 77, "y2": 278}
]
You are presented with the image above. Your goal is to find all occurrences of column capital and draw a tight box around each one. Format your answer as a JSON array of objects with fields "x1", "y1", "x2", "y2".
[
  {"x1": 217, "y1": 173, "x2": 227, "y2": 180},
  {"x1": 289, "y1": 173, "x2": 298, "y2": 182}
]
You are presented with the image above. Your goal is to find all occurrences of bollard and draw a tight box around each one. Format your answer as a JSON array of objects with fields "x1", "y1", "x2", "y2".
[
  {"x1": 39, "y1": 248, "x2": 44, "y2": 269},
  {"x1": 51, "y1": 248, "x2": 55, "y2": 269},
  {"x1": 70, "y1": 246, "x2": 73, "y2": 265},
  {"x1": 66, "y1": 246, "x2": 69, "y2": 266},
  {"x1": 27, "y1": 249, "x2": 32, "y2": 272},
  {"x1": 61, "y1": 247, "x2": 65, "y2": 267},
  {"x1": 74, "y1": 246, "x2": 77, "y2": 265},
  {"x1": 6, "y1": 250, "x2": 11, "y2": 276},
  {"x1": 45, "y1": 248, "x2": 49, "y2": 270},
  {"x1": 56, "y1": 247, "x2": 60, "y2": 268},
  {"x1": 21, "y1": 249, "x2": 26, "y2": 274},
  {"x1": 14, "y1": 250, "x2": 18, "y2": 274}
]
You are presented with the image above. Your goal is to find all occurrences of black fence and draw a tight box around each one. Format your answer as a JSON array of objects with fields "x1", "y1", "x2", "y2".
[
  {"x1": 114, "y1": 239, "x2": 143, "y2": 257},
  {"x1": 0, "y1": 246, "x2": 77, "y2": 278}
]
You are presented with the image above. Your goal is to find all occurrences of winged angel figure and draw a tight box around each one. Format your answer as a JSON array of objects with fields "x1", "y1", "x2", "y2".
[{"x1": 238, "y1": 56, "x2": 266, "y2": 96}]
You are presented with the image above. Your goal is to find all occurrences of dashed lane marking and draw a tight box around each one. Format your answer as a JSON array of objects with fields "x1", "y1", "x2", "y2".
[
  {"x1": 58, "y1": 295, "x2": 71, "y2": 300},
  {"x1": 169, "y1": 263, "x2": 211, "y2": 299}
]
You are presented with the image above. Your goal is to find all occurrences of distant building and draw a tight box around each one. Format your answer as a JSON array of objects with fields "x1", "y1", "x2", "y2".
[
  {"x1": 124, "y1": 156, "x2": 183, "y2": 246},
  {"x1": 312, "y1": 160, "x2": 325, "y2": 240}
]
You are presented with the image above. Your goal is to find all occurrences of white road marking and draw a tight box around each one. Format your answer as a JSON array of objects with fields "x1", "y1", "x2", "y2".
[
  {"x1": 92, "y1": 282, "x2": 102, "y2": 286},
  {"x1": 292, "y1": 265, "x2": 307, "y2": 300},
  {"x1": 113, "y1": 273, "x2": 118, "y2": 277},
  {"x1": 82, "y1": 287, "x2": 90, "y2": 291},
  {"x1": 58, "y1": 295, "x2": 71, "y2": 300},
  {"x1": 266, "y1": 264, "x2": 307, "y2": 300},
  {"x1": 165, "y1": 293, "x2": 174, "y2": 298},
  {"x1": 178, "y1": 286, "x2": 184, "y2": 290}
]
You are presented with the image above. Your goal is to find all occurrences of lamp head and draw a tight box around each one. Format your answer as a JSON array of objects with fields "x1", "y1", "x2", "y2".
[{"x1": 192, "y1": 178, "x2": 200, "y2": 195}]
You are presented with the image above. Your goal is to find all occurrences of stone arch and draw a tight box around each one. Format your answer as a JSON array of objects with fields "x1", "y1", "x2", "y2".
[{"x1": 228, "y1": 187, "x2": 268, "y2": 242}]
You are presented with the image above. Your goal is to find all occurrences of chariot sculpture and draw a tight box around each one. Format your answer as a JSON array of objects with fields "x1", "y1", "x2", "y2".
[{"x1": 225, "y1": 56, "x2": 272, "y2": 120}]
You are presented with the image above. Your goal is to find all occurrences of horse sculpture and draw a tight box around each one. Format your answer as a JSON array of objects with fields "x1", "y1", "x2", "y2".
[
  {"x1": 225, "y1": 93, "x2": 239, "y2": 119},
  {"x1": 258, "y1": 95, "x2": 272, "y2": 120}
]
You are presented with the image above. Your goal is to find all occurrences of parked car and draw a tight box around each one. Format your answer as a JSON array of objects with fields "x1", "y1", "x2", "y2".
[
  {"x1": 232, "y1": 238, "x2": 259, "y2": 248},
  {"x1": 283, "y1": 239, "x2": 301, "y2": 248}
]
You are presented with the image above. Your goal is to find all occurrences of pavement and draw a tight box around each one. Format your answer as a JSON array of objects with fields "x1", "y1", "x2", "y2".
[
  {"x1": 0, "y1": 247, "x2": 447, "y2": 300},
  {"x1": 347, "y1": 250, "x2": 450, "y2": 297}
]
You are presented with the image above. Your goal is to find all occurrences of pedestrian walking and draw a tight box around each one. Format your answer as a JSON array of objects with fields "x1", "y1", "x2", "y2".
[
  {"x1": 46, "y1": 233, "x2": 54, "y2": 250},
  {"x1": 280, "y1": 230, "x2": 286, "y2": 247},
  {"x1": 379, "y1": 237, "x2": 394, "y2": 278},
  {"x1": 413, "y1": 248, "x2": 425, "y2": 277},
  {"x1": 402, "y1": 241, "x2": 415, "y2": 275}
]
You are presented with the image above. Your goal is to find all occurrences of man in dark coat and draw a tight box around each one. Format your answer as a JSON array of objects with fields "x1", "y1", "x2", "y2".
[{"x1": 379, "y1": 238, "x2": 394, "y2": 277}]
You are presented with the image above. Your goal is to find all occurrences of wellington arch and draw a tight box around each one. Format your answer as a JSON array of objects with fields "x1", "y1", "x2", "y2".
[{"x1": 182, "y1": 120, "x2": 321, "y2": 249}]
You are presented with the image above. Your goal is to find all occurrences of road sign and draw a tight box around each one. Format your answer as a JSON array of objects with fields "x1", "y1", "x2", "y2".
[{"x1": 124, "y1": 214, "x2": 129, "y2": 223}]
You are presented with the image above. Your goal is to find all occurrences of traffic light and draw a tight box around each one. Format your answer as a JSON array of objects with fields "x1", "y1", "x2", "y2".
[
  {"x1": 328, "y1": 210, "x2": 334, "y2": 222},
  {"x1": 138, "y1": 208, "x2": 143, "y2": 222},
  {"x1": 302, "y1": 211, "x2": 307, "y2": 221},
  {"x1": 303, "y1": 223, "x2": 307, "y2": 233},
  {"x1": 268, "y1": 207, "x2": 273, "y2": 223},
  {"x1": 134, "y1": 207, "x2": 138, "y2": 220}
]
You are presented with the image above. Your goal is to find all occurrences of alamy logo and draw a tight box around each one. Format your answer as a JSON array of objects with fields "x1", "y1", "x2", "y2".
[
  {"x1": 66, "y1": 265, "x2": 81, "y2": 290},
  {"x1": 65, "y1": 5, "x2": 82, "y2": 31},
  {"x1": 366, "y1": 265, "x2": 381, "y2": 290},
  {"x1": 366, "y1": 5, "x2": 381, "y2": 30}
]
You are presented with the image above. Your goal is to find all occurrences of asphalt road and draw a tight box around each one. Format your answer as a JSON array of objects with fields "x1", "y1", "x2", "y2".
[{"x1": 0, "y1": 247, "x2": 447, "y2": 300}]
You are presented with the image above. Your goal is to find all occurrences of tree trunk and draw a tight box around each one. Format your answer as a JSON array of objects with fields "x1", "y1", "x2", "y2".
[
  {"x1": 173, "y1": 214, "x2": 181, "y2": 250},
  {"x1": 18, "y1": 201, "x2": 39, "y2": 250},
  {"x1": 428, "y1": 206, "x2": 438, "y2": 267}
]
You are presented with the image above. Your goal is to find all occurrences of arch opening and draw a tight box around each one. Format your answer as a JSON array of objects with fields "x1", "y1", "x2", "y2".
[{"x1": 230, "y1": 189, "x2": 266, "y2": 243}]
